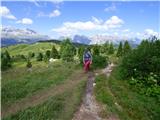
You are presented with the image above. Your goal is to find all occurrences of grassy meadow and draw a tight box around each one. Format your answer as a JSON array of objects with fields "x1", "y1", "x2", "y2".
[
  {"x1": 95, "y1": 67, "x2": 160, "y2": 120},
  {"x1": 1, "y1": 42, "x2": 88, "y2": 119},
  {"x1": 1, "y1": 39, "x2": 160, "y2": 120}
]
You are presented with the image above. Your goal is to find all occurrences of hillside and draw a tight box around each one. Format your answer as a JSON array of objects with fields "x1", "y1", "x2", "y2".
[
  {"x1": 2, "y1": 42, "x2": 58, "y2": 56},
  {"x1": 1, "y1": 39, "x2": 160, "y2": 120}
]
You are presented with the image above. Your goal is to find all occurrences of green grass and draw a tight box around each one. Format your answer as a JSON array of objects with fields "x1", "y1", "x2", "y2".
[
  {"x1": 2, "y1": 42, "x2": 59, "y2": 56},
  {"x1": 3, "y1": 78, "x2": 86, "y2": 120},
  {"x1": 94, "y1": 67, "x2": 160, "y2": 120},
  {"x1": 1, "y1": 61, "x2": 78, "y2": 108}
]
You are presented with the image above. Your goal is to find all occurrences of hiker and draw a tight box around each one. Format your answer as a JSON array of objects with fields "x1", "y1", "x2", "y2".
[{"x1": 83, "y1": 48, "x2": 92, "y2": 72}]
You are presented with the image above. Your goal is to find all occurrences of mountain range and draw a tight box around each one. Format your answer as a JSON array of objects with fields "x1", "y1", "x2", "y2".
[
  {"x1": 73, "y1": 34, "x2": 141, "y2": 47},
  {"x1": 1, "y1": 27, "x2": 142, "y2": 47},
  {"x1": 1, "y1": 26, "x2": 50, "y2": 46}
]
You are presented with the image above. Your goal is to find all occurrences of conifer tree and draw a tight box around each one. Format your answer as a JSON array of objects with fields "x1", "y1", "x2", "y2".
[
  {"x1": 50, "y1": 45, "x2": 59, "y2": 59},
  {"x1": 116, "y1": 41, "x2": 123, "y2": 57}
]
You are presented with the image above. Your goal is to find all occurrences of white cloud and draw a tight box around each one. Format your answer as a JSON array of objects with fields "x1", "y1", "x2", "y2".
[
  {"x1": 113, "y1": 32, "x2": 118, "y2": 36},
  {"x1": 123, "y1": 29, "x2": 130, "y2": 32},
  {"x1": 16, "y1": 18, "x2": 33, "y2": 25},
  {"x1": 38, "y1": 9, "x2": 61, "y2": 18},
  {"x1": 64, "y1": 21, "x2": 96, "y2": 30},
  {"x1": 104, "y1": 3, "x2": 117, "y2": 12},
  {"x1": 49, "y1": 9, "x2": 61, "y2": 17},
  {"x1": 51, "y1": 16, "x2": 124, "y2": 36},
  {"x1": 0, "y1": 6, "x2": 16, "y2": 20},
  {"x1": 92, "y1": 16, "x2": 103, "y2": 24},
  {"x1": 144, "y1": 29, "x2": 158, "y2": 36},
  {"x1": 105, "y1": 16, "x2": 124, "y2": 28},
  {"x1": 52, "y1": 27, "x2": 77, "y2": 37}
]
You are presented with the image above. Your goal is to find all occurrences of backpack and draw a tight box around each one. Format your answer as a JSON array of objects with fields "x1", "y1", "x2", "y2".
[{"x1": 84, "y1": 52, "x2": 91, "y2": 60}]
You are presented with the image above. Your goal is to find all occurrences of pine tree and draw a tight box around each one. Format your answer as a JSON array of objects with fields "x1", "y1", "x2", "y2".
[
  {"x1": 61, "y1": 44, "x2": 74, "y2": 61},
  {"x1": 100, "y1": 42, "x2": 109, "y2": 54},
  {"x1": 50, "y1": 45, "x2": 59, "y2": 59},
  {"x1": 108, "y1": 43, "x2": 114, "y2": 54},
  {"x1": 4, "y1": 50, "x2": 11, "y2": 61},
  {"x1": 123, "y1": 41, "x2": 131, "y2": 55},
  {"x1": 26, "y1": 59, "x2": 32, "y2": 68},
  {"x1": 116, "y1": 42, "x2": 123, "y2": 57},
  {"x1": 60, "y1": 38, "x2": 76, "y2": 61},
  {"x1": 60, "y1": 38, "x2": 71, "y2": 55},
  {"x1": 36, "y1": 52, "x2": 43, "y2": 61},
  {"x1": 43, "y1": 50, "x2": 50, "y2": 62},
  {"x1": 45, "y1": 50, "x2": 51, "y2": 58},
  {"x1": 78, "y1": 46, "x2": 85, "y2": 63},
  {"x1": 1, "y1": 50, "x2": 12, "y2": 70},
  {"x1": 93, "y1": 45, "x2": 100, "y2": 56}
]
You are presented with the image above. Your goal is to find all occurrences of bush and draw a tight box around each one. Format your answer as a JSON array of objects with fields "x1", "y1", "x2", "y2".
[
  {"x1": 100, "y1": 42, "x2": 109, "y2": 54},
  {"x1": 61, "y1": 44, "x2": 74, "y2": 62},
  {"x1": 120, "y1": 40, "x2": 160, "y2": 81},
  {"x1": 28, "y1": 52, "x2": 35, "y2": 58},
  {"x1": 1, "y1": 50, "x2": 12, "y2": 70},
  {"x1": 92, "y1": 55, "x2": 108, "y2": 69},
  {"x1": 78, "y1": 46, "x2": 85, "y2": 64},
  {"x1": 12, "y1": 54, "x2": 26, "y2": 62},
  {"x1": 60, "y1": 39, "x2": 76, "y2": 62},
  {"x1": 120, "y1": 39, "x2": 160, "y2": 98},
  {"x1": 92, "y1": 45, "x2": 100, "y2": 56}
]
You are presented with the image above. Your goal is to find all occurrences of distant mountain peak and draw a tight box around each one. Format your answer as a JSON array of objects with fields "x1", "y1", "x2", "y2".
[
  {"x1": 72, "y1": 34, "x2": 141, "y2": 47},
  {"x1": 1, "y1": 26, "x2": 50, "y2": 46},
  {"x1": 72, "y1": 34, "x2": 91, "y2": 45}
]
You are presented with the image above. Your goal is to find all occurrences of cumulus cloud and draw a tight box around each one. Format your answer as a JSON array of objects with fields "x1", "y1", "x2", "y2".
[
  {"x1": 52, "y1": 27, "x2": 77, "y2": 36},
  {"x1": 144, "y1": 29, "x2": 158, "y2": 36},
  {"x1": 16, "y1": 18, "x2": 33, "y2": 25},
  {"x1": 51, "y1": 16, "x2": 124, "y2": 36},
  {"x1": 38, "y1": 9, "x2": 61, "y2": 18},
  {"x1": 0, "y1": 6, "x2": 16, "y2": 20},
  {"x1": 105, "y1": 16, "x2": 124, "y2": 28},
  {"x1": 92, "y1": 16, "x2": 103, "y2": 24},
  {"x1": 49, "y1": 9, "x2": 61, "y2": 17}
]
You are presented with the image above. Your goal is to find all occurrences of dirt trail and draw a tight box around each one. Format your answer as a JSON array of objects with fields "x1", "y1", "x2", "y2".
[
  {"x1": 2, "y1": 70, "x2": 87, "y2": 118},
  {"x1": 72, "y1": 71, "x2": 102, "y2": 120},
  {"x1": 73, "y1": 63, "x2": 119, "y2": 120}
]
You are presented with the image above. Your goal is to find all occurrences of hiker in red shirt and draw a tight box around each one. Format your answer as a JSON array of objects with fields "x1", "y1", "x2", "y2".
[{"x1": 83, "y1": 48, "x2": 92, "y2": 72}]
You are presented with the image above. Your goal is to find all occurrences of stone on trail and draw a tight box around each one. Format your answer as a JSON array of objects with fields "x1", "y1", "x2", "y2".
[{"x1": 49, "y1": 58, "x2": 58, "y2": 62}]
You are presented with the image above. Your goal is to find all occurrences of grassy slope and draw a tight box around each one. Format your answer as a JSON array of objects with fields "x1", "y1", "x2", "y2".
[
  {"x1": 3, "y1": 76, "x2": 86, "y2": 120},
  {"x1": 2, "y1": 42, "x2": 60, "y2": 56},
  {"x1": 1, "y1": 42, "x2": 88, "y2": 120},
  {"x1": 2, "y1": 61, "x2": 78, "y2": 108},
  {"x1": 95, "y1": 67, "x2": 160, "y2": 120}
]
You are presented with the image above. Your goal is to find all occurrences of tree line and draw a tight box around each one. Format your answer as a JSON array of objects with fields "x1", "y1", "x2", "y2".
[
  {"x1": 1, "y1": 38, "x2": 133, "y2": 71},
  {"x1": 119, "y1": 37, "x2": 160, "y2": 98}
]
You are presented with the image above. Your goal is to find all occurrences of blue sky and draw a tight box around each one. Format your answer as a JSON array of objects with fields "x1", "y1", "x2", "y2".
[{"x1": 1, "y1": 0, "x2": 160, "y2": 39}]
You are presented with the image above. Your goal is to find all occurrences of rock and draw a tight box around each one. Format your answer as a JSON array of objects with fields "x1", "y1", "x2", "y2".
[
  {"x1": 49, "y1": 58, "x2": 58, "y2": 62},
  {"x1": 93, "y1": 83, "x2": 96, "y2": 87}
]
